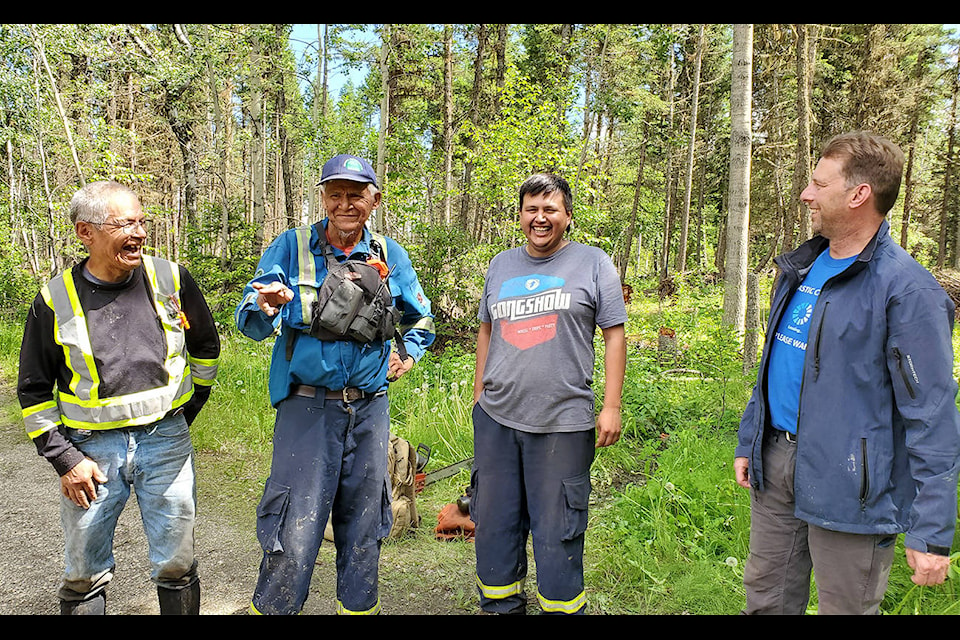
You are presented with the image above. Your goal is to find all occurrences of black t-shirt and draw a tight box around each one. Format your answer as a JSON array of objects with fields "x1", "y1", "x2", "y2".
[{"x1": 80, "y1": 265, "x2": 169, "y2": 397}]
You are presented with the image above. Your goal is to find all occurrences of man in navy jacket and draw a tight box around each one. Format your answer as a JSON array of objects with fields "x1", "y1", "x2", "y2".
[{"x1": 735, "y1": 131, "x2": 960, "y2": 614}]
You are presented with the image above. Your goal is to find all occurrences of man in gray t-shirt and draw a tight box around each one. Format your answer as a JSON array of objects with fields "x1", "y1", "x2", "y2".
[
  {"x1": 471, "y1": 173, "x2": 627, "y2": 615},
  {"x1": 477, "y1": 242, "x2": 627, "y2": 434}
]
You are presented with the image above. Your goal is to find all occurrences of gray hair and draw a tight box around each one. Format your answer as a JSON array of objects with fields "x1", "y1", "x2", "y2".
[
  {"x1": 69, "y1": 181, "x2": 139, "y2": 225},
  {"x1": 318, "y1": 182, "x2": 380, "y2": 199}
]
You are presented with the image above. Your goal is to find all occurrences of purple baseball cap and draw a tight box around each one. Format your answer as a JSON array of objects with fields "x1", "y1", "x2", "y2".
[{"x1": 318, "y1": 154, "x2": 378, "y2": 187}]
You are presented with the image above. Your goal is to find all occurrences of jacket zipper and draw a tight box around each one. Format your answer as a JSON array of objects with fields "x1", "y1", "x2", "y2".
[
  {"x1": 859, "y1": 438, "x2": 870, "y2": 509},
  {"x1": 892, "y1": 347, "x2": 917, "y2": 399},
  {"x1": 812, "y1": 301, "x2": 828, "y2": 381}
]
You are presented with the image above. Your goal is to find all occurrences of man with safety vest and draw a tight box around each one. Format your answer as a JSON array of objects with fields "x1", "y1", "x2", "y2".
[
  {"x1": 236, "y1": 154, "x2": 435, "y2": 615},
  {"x1": 17, "y1": 181, "x2": 220, "y2": 615}
]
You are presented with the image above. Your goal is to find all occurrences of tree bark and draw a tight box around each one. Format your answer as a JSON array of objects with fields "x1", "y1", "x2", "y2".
[
  {"x1": 677, "y1": 24, "x2": 705, "y2": 272},
  {"x1": 941, "y1": 48, "x2": 958, "y2": 268},
  {"x1": 900, "y1": 47, "x2": 930, "y2": 250},
  {"x1": 660, "y1": 30, "x2": 677, "y2": 279},
  {"x1": 248, "y1": 26, "x2": 266, "y2": 253},
  {"x1": 620, "y1": 144, "x2": 647, "y2": 280},
  {"x1": 743, "y1": 271, "x2": 761, "y2": 374},
  {"x1": 784, "y1": 24, "x2": 813, "y2": 254},
  {"x1": 375, "y1": 25, "x2": 390, "y2": 234},
  {"x1": 722, "y1": 24, "x2": 753, "y2": 335},
  {"x1": 460, "y1": 24, "x2": 487, "y2": 233},
  {"x1": 442, "y1": 24, "x2": 454, "y2": 226},
  {"x1": 29, "y1": 25, "x2": 85, "y2": 187}
]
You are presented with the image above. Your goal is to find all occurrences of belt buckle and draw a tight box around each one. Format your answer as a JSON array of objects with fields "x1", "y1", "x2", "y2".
[
  {"x1": 784, "y1": 431, "x2": 797, "y2": 444},
  {"x1": 342, "y1": 387, "x2": 362, "y2": 403}
]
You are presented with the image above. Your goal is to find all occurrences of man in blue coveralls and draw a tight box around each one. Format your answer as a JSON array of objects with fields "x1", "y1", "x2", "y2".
[{"x1": 236, "y1": 154, "x2": 435, "y2": 615}]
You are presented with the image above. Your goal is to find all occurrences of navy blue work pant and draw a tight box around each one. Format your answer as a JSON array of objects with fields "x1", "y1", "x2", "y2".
[
  {"x1": 471, "y1": 404, "x2": 594, "y2": 614},
  {"x1": 251, "y1": 392, "x2": 392, "y2": 615}
]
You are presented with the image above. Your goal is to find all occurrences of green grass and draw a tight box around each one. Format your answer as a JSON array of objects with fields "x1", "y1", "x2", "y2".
[
  {"x1": 587, "y1": 427, "x2": 751, "y2": 614},
  {"x1": 387, "y1": 347, "x2": 476, "y2": 467}
]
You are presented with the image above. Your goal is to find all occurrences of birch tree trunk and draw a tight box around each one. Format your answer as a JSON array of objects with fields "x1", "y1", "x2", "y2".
[
  {"x1": 941, "y1": 48, "x2": 958, "y2": 268},
  {"x1": 28, "y1": 25, "x2": 85, "y2": 188},
  {"x1": 308, "y1": 24, "x2": 328, "y2": 221},
  {"x1": 203, "y1": 25, "x2": 232, "y2": 267},
  {"x1": 442, "y1": 24, "x2": 454, "y2": 226},
  {"x1": 722, "y1": 24, "x2": 753, "y2": 336},
  {"x1": 660, "y1": 32, "x2": 677, "y2": 279},
  {"x1": 784, "y1": 24, "x2": 813, "y2": 254},
  {"x1": 375, "y1": 25, "x2": 390, "y2": 234},
  {"x1": 676, "y1": 24, "x2": 704, "y2": 271},
  {"x1": 248, "y1": 26, "x2": 266, "y2": 253}
]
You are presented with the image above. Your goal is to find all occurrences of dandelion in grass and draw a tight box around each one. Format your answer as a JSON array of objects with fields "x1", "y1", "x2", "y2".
[{"x1": 725, "y1": 557, "x2": 738, "y2": 568}]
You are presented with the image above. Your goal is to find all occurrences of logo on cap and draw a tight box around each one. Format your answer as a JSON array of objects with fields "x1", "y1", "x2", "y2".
[{"x1": 344, "y1": 158, "x2": 364, "y2": 172}]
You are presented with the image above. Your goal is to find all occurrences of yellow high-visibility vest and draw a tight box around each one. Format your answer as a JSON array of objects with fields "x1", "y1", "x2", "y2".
[{"x1": 22, "y1": 255, "x2": 217, "y2": 437}]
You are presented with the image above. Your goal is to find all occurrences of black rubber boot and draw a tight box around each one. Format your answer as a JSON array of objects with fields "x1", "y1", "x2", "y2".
[
  {"x1": 158, "y1": 579, "x2": 200, "y2": 615},
  {"x1": 60, "y1": 591, "x2": 106, "y2": 615}
]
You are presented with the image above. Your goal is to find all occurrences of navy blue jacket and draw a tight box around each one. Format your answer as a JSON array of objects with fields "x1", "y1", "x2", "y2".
[{"x1": 736, "y1": 220, "x2": 960, "y2": 555}]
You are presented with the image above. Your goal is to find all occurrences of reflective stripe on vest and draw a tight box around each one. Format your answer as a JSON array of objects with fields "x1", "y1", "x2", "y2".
[
  {"x1": 537, "y1": 589, "x2": 586, "y2": 614},
  {"x1": 294, "y1": 226, "x2": 318, "y2": 326},
  {"x1": 22, "y1": 400, "x2": 62, "y2": 439},
  {"x1": 189, "y1": 356, "x2": 218, "y2": 386},
  {"x1": 294, "y1": 225, "x2": 390, "y2": 328},
  {"x1": 32, "y1": 255, "x2": 196, "y2": 431},
  {"x1": 400, "y1": 315, "x2": 436, "y2": 336}
]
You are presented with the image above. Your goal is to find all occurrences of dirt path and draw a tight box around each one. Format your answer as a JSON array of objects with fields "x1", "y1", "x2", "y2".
[
  {"x1": 0, "y1": 427, "x2": 263, "y2": 614},
  {"x1": 0, "y1": 415, "x2": 480, "y2": 615}
]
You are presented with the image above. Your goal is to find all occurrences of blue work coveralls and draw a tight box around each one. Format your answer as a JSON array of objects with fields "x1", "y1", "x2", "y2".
[{"x1": 236, "y1": 220, "x2": 434, "y2": 614}]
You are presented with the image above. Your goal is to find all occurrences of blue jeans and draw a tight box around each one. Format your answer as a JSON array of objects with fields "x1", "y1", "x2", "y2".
[
  {"x1": 251, "y1": 392, "x2": 392, "y2": 615},
  {"x1": 59, "y1": 414, "x2": 198, "y2": 601}
]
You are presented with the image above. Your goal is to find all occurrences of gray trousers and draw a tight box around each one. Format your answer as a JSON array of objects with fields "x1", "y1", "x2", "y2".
[{"x1": 743, "y1": 430, "x2": 896, "y2": 615}]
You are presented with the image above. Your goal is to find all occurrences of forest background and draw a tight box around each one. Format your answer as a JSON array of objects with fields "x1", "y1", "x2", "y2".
[{"x1": 1, "y1": 24, "x2": 959, "y2": 614}]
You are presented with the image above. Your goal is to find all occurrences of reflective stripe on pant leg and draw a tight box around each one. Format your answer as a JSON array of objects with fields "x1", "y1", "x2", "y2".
[
  {"x1": 476, "y1": 574, "x2": 525, "y2": 600},
  {"x1": 331, "y1": 393, "x2": 390, "y2": 613},
  {"x1": 471, "y1": 404, "x2": 528, "y2": 613},
  {"x1": 537, "y1": 589, "x2": 587, "y2": 614},
  {"x1": 251, "y1": 394, "x2": 345, "y2": 615},
  {"x1": 336, "y1": 598, "x2": 382, "y2": 615}
]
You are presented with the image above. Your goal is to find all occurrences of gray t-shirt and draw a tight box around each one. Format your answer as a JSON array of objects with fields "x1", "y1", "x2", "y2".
[{"x1": 477, "y1": 241, "x2": 627, "y2": 433}]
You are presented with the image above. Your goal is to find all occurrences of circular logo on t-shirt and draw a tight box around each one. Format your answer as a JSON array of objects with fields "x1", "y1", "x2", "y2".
[
  {"x1": 525, "y1": 278, "x2": 540, "y2": 291},
  {"x1": 791, "y1": 302, "x2": 812, "y2": 326}
]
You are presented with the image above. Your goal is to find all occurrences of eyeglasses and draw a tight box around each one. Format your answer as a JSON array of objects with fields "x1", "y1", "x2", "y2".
[{"x1": 97, "y1": 218, "x2": 152, "y2": 235}]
